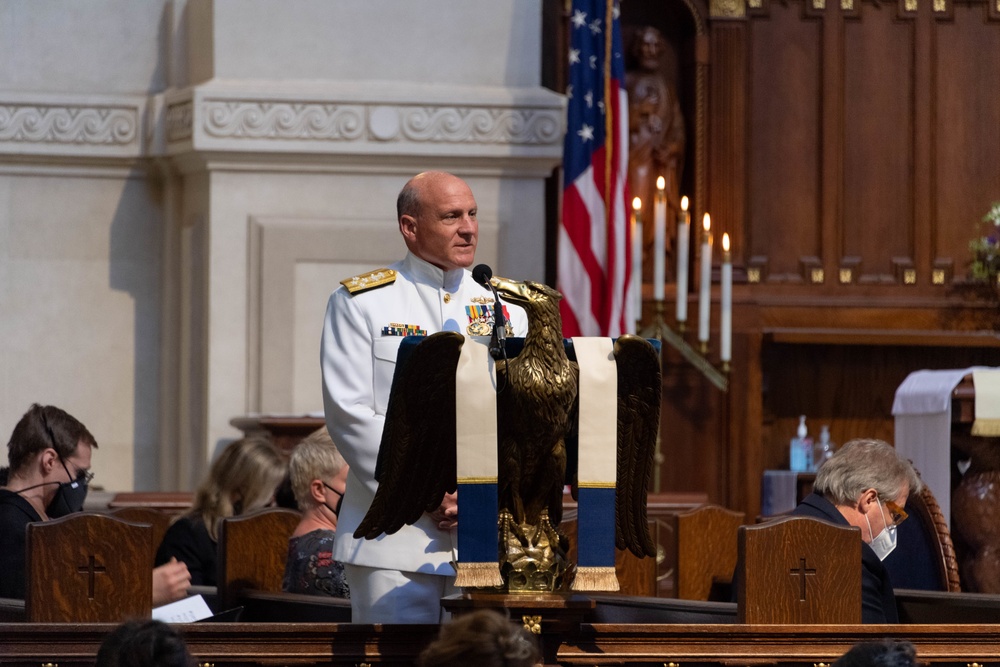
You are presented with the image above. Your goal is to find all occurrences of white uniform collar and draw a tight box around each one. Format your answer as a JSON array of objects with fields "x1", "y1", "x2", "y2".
[{"x1": 402, "y1": 252, "x2": 467, "y2": 292}]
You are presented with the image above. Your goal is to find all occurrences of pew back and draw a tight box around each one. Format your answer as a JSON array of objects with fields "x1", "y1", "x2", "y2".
[
  {"x1": 672, "y1": 504, "x2": 744, "y2": 601},
  {"x1": 109, "y1": 506, "x2": 172, "y2": 555},
  {"x1": 217, "y1": 507, "x2": 300, "y2": 608},
  {"x1": 25, "y1": 512, "x2": 152, "y2": 622},
  {"x1": 737, "y1": 515, "x2": 861, "y2": 624}
]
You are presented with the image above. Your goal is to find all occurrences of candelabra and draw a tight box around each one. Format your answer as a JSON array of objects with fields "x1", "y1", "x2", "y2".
[
  {"x1": 640, "y1": 301, "x2": 728, "y2": 392},
  {"x1": 639, "y1": 210, "x2": 729, "y2": 391}
]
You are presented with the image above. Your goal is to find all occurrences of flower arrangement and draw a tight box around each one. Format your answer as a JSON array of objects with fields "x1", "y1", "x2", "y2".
[{"x1": 969, "y1": 201, "x2": 1000, "y2": 283}]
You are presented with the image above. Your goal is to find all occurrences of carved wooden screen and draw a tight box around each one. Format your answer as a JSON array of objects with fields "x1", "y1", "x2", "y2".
[{"x1": 710, "y1": 0, "x2": 1000, "y2": 289}]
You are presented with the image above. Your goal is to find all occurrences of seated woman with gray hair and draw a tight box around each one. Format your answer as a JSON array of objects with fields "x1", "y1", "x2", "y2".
[
  {"x1": 282, "y1": 427, "x2": 350, "y2": 598},
  {"x1": 793, "y1": 437, "x2": 922, "y2": 623}
]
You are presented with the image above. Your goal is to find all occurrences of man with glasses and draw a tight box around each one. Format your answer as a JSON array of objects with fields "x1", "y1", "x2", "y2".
[
  {"x1": 0, "y1": 403, "x2": 190, "y2": 605},
  {"x1": 792, "y1": 437, "x2": 922, "y2": 623}
]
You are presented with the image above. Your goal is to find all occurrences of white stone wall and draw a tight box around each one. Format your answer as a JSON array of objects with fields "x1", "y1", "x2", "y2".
[{"x1": 0, "y1": 0, "x2": 564, "y2": 491}]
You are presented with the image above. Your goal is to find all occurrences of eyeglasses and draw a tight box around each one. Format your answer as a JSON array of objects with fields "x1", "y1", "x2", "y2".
[
  {"x1": 884, "y1": 499, "x2": 908, "y2": 527},
  {"x1": 62, "y1": 459, "x2": 95, "y2": 485}
]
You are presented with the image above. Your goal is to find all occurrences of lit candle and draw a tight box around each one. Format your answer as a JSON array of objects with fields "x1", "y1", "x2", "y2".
[
  {"x1": 632, "y1": 197, "x2": 643, "y2": 321},
  {"x1": 721, "y1": 233, "x2": 732, "y2": 364},
  {"x1": 653, "y1": 176, "x2": 666, "y2": 301},
  {"x1": 698, "y1": 213, "x2": 713, "y2": 346},
  {"x1": 676, "y1": 196, "x2": 690, "y2": 325}
]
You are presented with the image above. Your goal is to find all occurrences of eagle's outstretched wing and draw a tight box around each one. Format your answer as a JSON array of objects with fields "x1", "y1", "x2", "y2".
[
  {"x1": 614, "y1": 334, "x2": 661, "y2": 558},
  {"x1": 354, "y1": 332, "x2": 464, "y2": 540}
]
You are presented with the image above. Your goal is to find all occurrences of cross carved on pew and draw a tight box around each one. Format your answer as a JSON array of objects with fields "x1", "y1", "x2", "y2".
[
  {"x1": 789, "y1": 557, "x2": 816, "y2": 601},
  {"x1": 77, "y1": 554, "x2": 107, "y2": 599}
]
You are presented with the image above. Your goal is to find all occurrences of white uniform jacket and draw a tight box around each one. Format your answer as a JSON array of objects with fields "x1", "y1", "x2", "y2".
[{"x1": 322, "y1": 252, "x2": 528, "y2": 574}]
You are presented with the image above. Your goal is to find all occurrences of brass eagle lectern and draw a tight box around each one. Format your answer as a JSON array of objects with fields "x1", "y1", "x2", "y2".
[{"x1": 355, "y1": 277, "x2": 661, "y2": 592}]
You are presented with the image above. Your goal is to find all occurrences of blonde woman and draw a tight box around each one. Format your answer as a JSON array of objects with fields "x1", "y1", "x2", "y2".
[
  {"x1": 154, "y1": 436, "x2": 286, "y2": 586},
  {"x1": 282, "y1": 427, "x2": 350, "y2": 598}
]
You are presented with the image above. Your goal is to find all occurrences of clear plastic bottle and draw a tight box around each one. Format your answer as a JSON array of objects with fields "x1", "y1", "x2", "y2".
[
  {"x1": 814, "y1": 425, "x2": 835, "y2": 469},
  {"x1": 790, "y1": 415, "x2": 813, "y2": 472}
]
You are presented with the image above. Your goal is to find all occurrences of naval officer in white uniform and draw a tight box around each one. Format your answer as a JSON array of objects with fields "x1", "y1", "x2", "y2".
[{"x1": 321, "y1": 171, "x2": 529, "y2": 623}]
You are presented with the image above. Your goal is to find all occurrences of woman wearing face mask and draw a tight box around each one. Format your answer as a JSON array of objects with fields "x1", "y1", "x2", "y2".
[
  {"x1": 154, "y1": 436, "x2": 287, "y2": 586},
  {"x1": 281, "y1": 427, "x2": 350, "y2": 598},
  {"x1": 792, "y1": 438, "x2": 922, "y2": 623},
  {"x1": 0, "y1": 403, "x2": 191, "y2": 606}
]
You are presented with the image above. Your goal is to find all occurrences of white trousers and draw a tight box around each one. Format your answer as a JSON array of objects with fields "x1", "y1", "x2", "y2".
[{"x1": 344, "y1": 564, "x2": 459, "y2": 624}]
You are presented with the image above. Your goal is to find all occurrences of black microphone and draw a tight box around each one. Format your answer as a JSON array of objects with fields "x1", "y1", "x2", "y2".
[
  {"x1": 472, "y1": 263, "x2": 493, "y2": 287},
  {"x1": 472, "y1": 264, "x2": 506, "y2": 358}
]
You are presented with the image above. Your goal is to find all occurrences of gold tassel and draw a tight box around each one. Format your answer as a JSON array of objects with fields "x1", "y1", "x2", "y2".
[
  {"x1": 972, "y1": 419, "x2": 1000, "y2": 437},
  {"x1": 571, "y1": 566, "x2": 619, "y2": 592},
  {"x1": 454, "y1": 561, "x2": 503, "y2": 588}
]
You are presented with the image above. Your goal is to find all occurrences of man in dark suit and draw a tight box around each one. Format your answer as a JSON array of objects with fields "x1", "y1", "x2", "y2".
[{"x1": 793, "y1": 438, "x2": 922, "y2": 623}]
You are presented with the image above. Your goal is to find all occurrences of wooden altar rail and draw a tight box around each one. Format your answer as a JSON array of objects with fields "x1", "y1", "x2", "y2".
[{"x1": 6, "y1": 622, "x2": 1000, "y2": 666}]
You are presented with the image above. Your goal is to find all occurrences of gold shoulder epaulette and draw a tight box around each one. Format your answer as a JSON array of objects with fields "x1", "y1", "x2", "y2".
[{"x1": 341, "y1": 268, "x2": 396, "y2": 295}]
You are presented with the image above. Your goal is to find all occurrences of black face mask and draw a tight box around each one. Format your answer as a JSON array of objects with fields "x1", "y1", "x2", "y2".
[
  {"x1": 46, "y1": 460, "x2": 89, "y2": 518},
  {"x1": 323, "y1": 482, "x2": 343, "y2": 517}
]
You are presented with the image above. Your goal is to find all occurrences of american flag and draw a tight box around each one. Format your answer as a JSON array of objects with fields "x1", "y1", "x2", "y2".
[{"x1": 557, "y1": 0, "x2": 632, "y2": 337}]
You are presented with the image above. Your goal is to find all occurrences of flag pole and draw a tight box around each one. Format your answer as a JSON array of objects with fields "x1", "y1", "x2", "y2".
[{"x1": 603, "y1": 0, "x2": 613, "y2": 228}]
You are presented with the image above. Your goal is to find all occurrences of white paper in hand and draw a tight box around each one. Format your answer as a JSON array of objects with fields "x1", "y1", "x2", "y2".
[{"x1": 151, "y1": 594, "x2": 213, "y2": 623}]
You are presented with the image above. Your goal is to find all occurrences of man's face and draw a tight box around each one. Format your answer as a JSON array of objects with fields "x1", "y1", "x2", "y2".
[
  {"x1": 39, "y1": 440, "x2": 92, "y2": 504},
  {"x1": 400, "y1": 175, "x2": 479, "y2": 272},
  {"x1": 61, "y1": 440, "x2": 93, "y2": 484}
]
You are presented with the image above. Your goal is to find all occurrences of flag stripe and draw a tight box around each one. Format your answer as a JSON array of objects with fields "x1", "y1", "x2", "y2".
[{"x1": 557, "y1": 0, "x2": 631, "y2": 338}]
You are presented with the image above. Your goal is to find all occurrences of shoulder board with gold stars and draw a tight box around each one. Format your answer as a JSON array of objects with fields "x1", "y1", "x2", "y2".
[{"x1": 340, "y1": 269, "x2": 396, "y2": 295}]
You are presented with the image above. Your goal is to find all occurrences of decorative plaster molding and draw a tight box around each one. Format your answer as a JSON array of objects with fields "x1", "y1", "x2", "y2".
[
  {"x1": 0, "y1": 103, "x2": 137, "y2": 146},
  {"x1": 203, "y1": 101, "x2": 365, "y2": 141},
  {"x1": 194, "y1": 99, "x2": 563, "y2": 146},
  {"x1": 393, "y1": 106, "x2": 563, "y2": 145}
]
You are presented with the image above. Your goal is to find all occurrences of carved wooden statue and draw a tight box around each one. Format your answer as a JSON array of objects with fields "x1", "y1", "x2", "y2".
[{"x1": 626, "y1": 26, "x2": 686, "y2": 281}]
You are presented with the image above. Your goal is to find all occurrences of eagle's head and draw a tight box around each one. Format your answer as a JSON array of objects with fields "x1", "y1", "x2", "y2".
[{"x1": 491, "y1": 276, "x2": 563, "y2": 312}]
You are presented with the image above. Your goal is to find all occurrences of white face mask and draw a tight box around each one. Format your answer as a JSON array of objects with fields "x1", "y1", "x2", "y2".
[{"x1": 864, "y1": 497, "x2": 898, "y2": 561}]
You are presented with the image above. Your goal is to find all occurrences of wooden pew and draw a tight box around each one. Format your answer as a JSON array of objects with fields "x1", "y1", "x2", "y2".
[
  {"x1": 25, "y1": 512, "x2": 152, "y2": 623},
  {"x1": 895, "y1": 588, "x2": 1000, "y2": 624},
  {"x1": 737, "y1": 516, "x2": 861, "y2": 624},
  {"x1": 108, "y1": 506, "x2": 172, "y2": 554},
  {"x1": 106, "y1": 491, "x2": 193, "y2": 516},
  {"x1": 671, "y1": 504, "x2": 744, "y2": 601},
  {"x1": 561, "y1": 624, "x2": 1000, "y2": 665},
  {"x1": 217, "y1": 507, "x2": 301, "y2": 610},
  {"x1": 0, "y1": 598, "x2": 24, "y2": 622},
  {"x1": 237, "y1": 590, "x2": 352, "y2": 623},
  {"x1": 9, "y1": 622, "x2": 1000, "y2": 666},
  {"x1": 588, "y1": 593, "x2": 737, "y2": 624}
]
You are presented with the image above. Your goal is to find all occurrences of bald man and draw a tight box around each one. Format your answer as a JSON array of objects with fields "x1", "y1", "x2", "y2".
[{"x1": 321, "y1": 172, "x2": 528, "y2": 623}]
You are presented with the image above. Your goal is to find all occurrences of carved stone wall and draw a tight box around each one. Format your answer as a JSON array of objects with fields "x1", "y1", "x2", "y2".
[{"x1": 0, "y1": 0, "x2": 564, "y2": 491}]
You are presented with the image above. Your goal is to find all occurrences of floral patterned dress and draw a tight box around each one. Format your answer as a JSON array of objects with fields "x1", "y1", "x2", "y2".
[{"x1": 282, "y1": 529, "x2": 350, "y2": 598}]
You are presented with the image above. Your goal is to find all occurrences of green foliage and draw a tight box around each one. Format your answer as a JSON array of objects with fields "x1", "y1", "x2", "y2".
[{"x1": 969, "y1": 201, "x2": 1000, "y2": 283}]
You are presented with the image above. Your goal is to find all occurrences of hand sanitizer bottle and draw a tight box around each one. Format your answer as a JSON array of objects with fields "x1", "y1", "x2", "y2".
[
  {"x1": 814, "y1": 425, "x2": 835, "y2": 469},
  {"x1": 790, "y1": 415, "x2": 812, "y2": 472}
]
